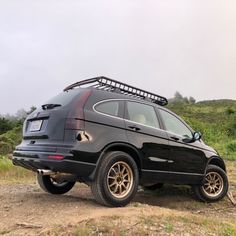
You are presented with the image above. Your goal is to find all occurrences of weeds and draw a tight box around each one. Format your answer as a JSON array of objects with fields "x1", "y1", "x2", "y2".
[
  {"x1": 0, "y1": 155, "x2": 34, "y2": 183},
  {"x1": 221, "y1": 224, "x2": 236, "y2": 236},
  {"x1": 45, "y1": 213, "x2": 236, "y2": 236},
  {"x1": 164, "y1": 222, "x2": 174, "y2": 233}
]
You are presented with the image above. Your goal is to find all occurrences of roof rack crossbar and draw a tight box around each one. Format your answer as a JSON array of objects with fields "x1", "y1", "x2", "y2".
[{"x1": 63, "y1": 76, "x2": 168, "y2": 106}]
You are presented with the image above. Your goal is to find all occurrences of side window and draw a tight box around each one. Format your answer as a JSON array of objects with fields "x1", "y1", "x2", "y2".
[
  {"x1": 159, "y1": 109, "x2": 192, "y2": 138},
  {"x1": 95, "y1": 101, "x2": 119, "y2": 117},
  {"x1": 126, "y1": 101, "x2": 160, "y2": 128}
]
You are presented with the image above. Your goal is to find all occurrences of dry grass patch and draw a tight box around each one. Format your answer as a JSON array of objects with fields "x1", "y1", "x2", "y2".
[
  {"x1": 42, "y1": 212, "x2": 236, "y2": 236},
  {"x1": 0, "y1": 155, "x2": 34, "y2": 184}
]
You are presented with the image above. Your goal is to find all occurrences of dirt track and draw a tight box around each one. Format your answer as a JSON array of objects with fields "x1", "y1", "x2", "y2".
[{"x1": 0, "y1": 181, "x2": 236, "y2": 236}]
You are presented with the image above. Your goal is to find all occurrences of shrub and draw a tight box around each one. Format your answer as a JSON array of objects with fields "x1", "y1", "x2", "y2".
[
  {"x1": 0, "y1": 126, "x2": 22, "y2": 155},
  {"x1": 0, "y1": 141, "x2": 12, "y2": 155},
  {"x1": 226, "y1": 140, "x2": 236, "y2": 153},
  {"x1": 225, "y1": 107, "x2": 235, "y2": 115}
]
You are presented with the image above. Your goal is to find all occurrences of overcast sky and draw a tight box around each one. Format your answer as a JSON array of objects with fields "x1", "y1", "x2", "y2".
[{"x1": 0, "y1": 0, "x2": 236, "y2": 114}]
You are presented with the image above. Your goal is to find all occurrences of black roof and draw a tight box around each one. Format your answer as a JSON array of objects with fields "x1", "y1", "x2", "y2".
[{"x1": 64, "y1": 76, "x2": 168, "y2": 106}]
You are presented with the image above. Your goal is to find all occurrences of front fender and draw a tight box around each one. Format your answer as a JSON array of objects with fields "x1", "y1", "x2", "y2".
[{"x1": 206, "y1": 156, "x2": 226, "y2": 174}]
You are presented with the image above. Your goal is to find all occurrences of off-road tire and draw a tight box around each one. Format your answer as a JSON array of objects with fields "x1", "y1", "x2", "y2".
[
  {"x1": 37, "y1": 174, "x2": 75, "y2": 194},
  {"x1": 91, "y1": 151, "x2": 139, "y2": 207},
  {"x1": 193, "y1": 165, "x2": 228, "y2": 202}
]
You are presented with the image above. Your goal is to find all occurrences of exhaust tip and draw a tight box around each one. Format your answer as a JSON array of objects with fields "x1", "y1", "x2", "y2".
[{"x1": 37, "y1": 169, "x2": 55, "y2": 176}]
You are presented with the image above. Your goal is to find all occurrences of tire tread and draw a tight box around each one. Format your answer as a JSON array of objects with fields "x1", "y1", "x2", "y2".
[
  {"x1": 193, "y1": 164, "x2": 228, "y2": 202},
  {"x1": 37, "y1": 174, "x2": 75, "y2": 195},
  {"x1": 91, "y1": 151, "x2": 139, "y2": 207}
]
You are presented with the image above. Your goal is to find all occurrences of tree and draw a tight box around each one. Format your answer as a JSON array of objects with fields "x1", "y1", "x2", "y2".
[
  {"x1": 0, "y1": 118, "x2": 13, "y2": 135},
  {"x1": 15, "y1": 109, "x2": 28, "y2": 121},
  {"x1": 174, "y1": 91, "x2": 183, "y2": 100},
  {"x1": 27, "y1": 106, "x2": 37, "y2": 115},
  {"x1": 189, "y1": 97, "x2": 196, "y2": 104},
  {"x1": 183, "y1": 97, "x2": 189, "y2": 104}
]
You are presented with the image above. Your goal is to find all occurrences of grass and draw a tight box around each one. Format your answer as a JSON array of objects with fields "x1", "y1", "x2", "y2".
[
  {"x1": 0, "y1": 156, "x2": 235, "y2": 236},
  {"x1": 42, "y1": 213, "x2": 236, "y2": 236},
  {"x1": 0, "y1": 155, "x2": 34, "y2": 183},
  {"x1": 164, "y1": 222, "x2": 174, "y2": 233},
  {"x1": 222, "y1": 225, "x2": 236, "y2": 236},
  {"x1": 227, "y1": 161, "x2": 236, "y2": 185}
]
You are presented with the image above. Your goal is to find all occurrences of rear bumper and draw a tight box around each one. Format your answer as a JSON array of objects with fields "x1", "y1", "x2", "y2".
[{"x1": 12, "y1": 150, "x2": 96, "y2": 180}]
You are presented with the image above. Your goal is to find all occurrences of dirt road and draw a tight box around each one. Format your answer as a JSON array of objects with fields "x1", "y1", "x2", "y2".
[{"x1": 0, "y1": 181, "x2": 236, "y2": 236}]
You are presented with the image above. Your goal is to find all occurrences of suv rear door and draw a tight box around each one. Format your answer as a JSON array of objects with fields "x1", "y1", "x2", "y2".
[
  {"x1": 124, "y1": 101, "x2": 171, "y2": 181},
  {"x1": 23, "y1": 89, "x2": 87, "y2": 144}
]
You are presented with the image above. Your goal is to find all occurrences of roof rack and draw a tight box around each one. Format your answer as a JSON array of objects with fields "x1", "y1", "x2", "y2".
[{"x1": 63, "y1": 76, "x2": 168, "y2": 106}]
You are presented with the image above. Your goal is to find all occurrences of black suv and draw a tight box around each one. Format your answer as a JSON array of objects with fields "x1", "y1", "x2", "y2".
[{"x1": 13, "y1": 77, "x2": 228, "y2": 207}]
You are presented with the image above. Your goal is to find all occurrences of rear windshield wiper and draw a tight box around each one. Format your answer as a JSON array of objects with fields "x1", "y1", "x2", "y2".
[{"x1": 42, "y1": 104, "x2": 62, "y2": 110}]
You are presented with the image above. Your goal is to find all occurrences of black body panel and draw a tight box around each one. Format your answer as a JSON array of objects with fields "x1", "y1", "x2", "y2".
[{"x1": 13, "y1": 83, "x2": 225, "y2": 186}]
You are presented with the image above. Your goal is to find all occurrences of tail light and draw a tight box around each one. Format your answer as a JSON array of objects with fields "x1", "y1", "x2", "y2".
[
  {"x1": 65, "y1": 90, "x2": 91, "y2": 130},
  {"x1": 65, "y1": 118, "x2": 85, "y2": 130},
  {"x1": 48, "y1": 155, "x2": 64, "y2": 160}
]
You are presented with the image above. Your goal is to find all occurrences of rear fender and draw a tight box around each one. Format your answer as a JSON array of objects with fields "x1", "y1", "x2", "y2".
[{"x1": 89, "y1": 142, "x2": 142, "y2": 181}]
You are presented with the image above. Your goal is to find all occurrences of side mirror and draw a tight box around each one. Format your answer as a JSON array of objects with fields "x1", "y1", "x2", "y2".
[{"x1": 193, "y1": 131, "x2": 202, "y2": 141}]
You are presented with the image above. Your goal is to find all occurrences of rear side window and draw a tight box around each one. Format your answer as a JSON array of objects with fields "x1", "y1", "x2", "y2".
[
  {"x1": 126, "y1": 101, "x2": 160, "y2": 128},
  {"x1": 43, "y1": 89, "x2": 81, "y2": 106},
  {"x1": 95, "y1": 101, "x2": 119, "y2": 117}
]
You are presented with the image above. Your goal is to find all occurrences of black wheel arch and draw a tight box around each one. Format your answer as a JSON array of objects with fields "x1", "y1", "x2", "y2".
[
  {"x1": 89, "y1": 142, "x2": 142, "y2": 181},
  {"x1": 206, "y1": 156, "x2": 226, "y2": 173}
]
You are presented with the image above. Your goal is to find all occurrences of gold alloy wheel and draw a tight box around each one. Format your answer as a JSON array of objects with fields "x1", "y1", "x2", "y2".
[
  {"x1": 107, "y1": 161, "x2": 134, "y2": 199},
  {"x1": 202, "y1": 172, "x2": 224, "y2": 197}
]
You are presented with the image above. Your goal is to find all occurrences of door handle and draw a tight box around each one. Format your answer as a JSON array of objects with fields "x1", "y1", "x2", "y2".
[
  {"x1": 128, "y1": 126, "x2": 141, "y2": 131},
  {"x1": 170, "y1": 136, "x2": 179, "y2": 141}
]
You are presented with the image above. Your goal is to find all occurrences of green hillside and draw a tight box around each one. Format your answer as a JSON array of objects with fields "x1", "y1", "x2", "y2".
[{"x1": 168, "y1": 99, "x2": 236, "y2": 160}]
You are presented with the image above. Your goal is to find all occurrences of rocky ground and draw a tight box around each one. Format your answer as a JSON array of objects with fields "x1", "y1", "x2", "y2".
[{"x1": 0, "y1": 179, "x2": 235, "y2": 236}]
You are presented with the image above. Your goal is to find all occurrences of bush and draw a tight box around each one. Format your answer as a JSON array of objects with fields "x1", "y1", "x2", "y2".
[
  {"x1": 0, "y1": 126, "x2": 22, "y2": 155},
  {"x1": 225, "y1": 107, "x2": 235, "y2": 115},
  {"x1": 225, "y1": 119, "x2": 236, "y2": 137},
  {"x1": 226, "y1": 141, "x2": 236, "y2": 153},
  {"x1": 0, "y1": 141, "x2": 12, "y2": 155}
]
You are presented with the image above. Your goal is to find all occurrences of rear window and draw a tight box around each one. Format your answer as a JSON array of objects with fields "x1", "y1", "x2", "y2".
[
  {"x1": 95, "y1": 101, "x2": 119, "y2": 117},
  {"x1": 43, "y1": 89, "x2": 81, "y2": 106}
]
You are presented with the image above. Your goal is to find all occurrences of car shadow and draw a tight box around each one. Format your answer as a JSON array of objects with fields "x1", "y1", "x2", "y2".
[
  {"x1": 29, "y1": 183, "x2": 229, "y2": 211},
  {"x1": 133, "y1": 184, "x2": 202, "y2": 210}
]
